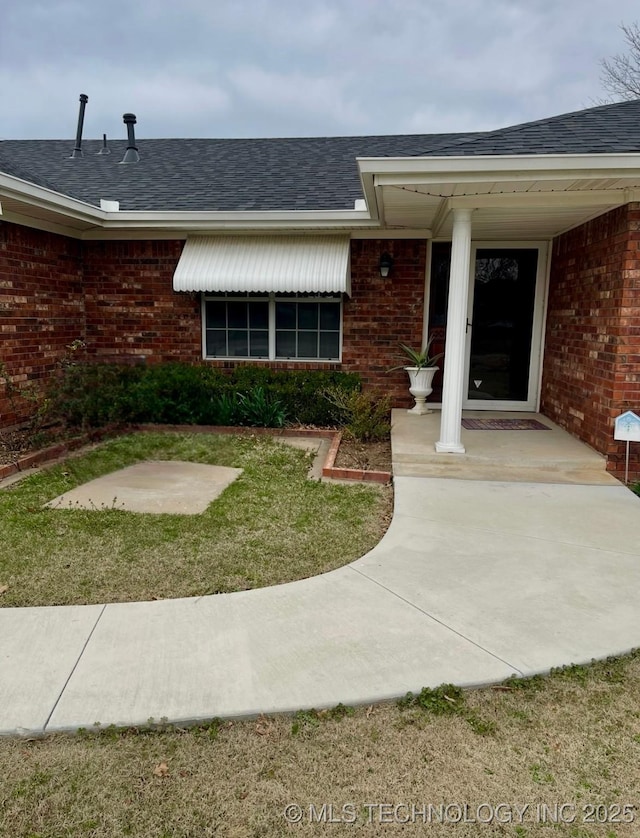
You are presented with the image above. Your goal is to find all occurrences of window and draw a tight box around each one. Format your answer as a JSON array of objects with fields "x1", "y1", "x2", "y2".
[{"x1": 203, "y1": 294, "x2": 342, "y2": 361}]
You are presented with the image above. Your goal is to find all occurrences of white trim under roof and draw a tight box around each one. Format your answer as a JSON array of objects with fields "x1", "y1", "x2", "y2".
[{"x1": 173, "y1": 235, "x2": 352, "y2": 295}]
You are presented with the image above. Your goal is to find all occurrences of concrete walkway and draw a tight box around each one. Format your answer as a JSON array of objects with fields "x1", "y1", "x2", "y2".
[{"x1": 2, "y1": 414, "x2": 640, "y2": 736}]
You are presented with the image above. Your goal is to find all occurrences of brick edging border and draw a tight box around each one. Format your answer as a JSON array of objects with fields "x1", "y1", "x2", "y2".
[
  {"x1": 319, "y1": 430, "x2": 391, "y2": 484},
  {"x1": 0, "y1": 424, "x2": 393, "y2": 486},
  {"x1": 0, "y1": 427, "x2": 117, "y2": 481}
]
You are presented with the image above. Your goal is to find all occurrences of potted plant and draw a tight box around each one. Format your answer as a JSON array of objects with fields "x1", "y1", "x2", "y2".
[{"x1": 389, "y1": 335, "x2": 443, "y2": 415}]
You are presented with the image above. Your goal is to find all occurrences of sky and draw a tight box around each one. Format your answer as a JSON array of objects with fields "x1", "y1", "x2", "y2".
[{"x1": 1, "y1": 0, "x2": 639, "y2": 141}]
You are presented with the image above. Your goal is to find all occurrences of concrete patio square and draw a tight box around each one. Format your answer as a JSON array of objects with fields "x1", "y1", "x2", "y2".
[{"x1": 45, "y1": 461, "x2": 243, "y2": 515}]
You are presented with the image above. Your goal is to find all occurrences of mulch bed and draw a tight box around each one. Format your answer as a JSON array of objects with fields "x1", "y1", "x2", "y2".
[
  {"x1": 334, "y1": 438, "x2": 392, "y2": 472},
  {"x1": 0, "y1": 426, "x2": 55, "y2": 465}
]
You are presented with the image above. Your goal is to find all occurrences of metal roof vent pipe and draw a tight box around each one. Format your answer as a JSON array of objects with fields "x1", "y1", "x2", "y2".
[
  {"x1": 120, "y1": 113, "x2": 140, "y2": 163},
  {"x1": 70, "y1": 93, "x2": 89, "y2": 159},
  {"x1": 97, "y1": 133, "x2": 110, "y2": 155}
]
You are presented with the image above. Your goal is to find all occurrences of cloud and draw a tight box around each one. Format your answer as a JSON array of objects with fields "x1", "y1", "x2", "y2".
[
  {"x1": 0, "y1": 63, "x2": 229, "y2": 139},
  {"x1": 2, "y1": 0, "x2": 640, "y2": 138},
  {"x1": 228, "y1": 65, "x2": 368, "y2": 132}
]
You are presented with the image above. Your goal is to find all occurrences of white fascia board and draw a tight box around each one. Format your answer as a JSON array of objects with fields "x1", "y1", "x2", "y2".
[
  {"x1": 357, "y1": 153, "x2": 640, "y2": 185},
  {"x1": 1, "y1": 209, "x2": 95, "y2": 239},
  {"x1": 83, "y1": 227, "x2": 433, "y2": 242},
  {"x1": 0, "y1": 172, "x2": 105, "y2": 225},
  {"x1": 99, "y1": 209, "x2": 376, "y2": 231},
  {"x1": 357, "y1": 170, "x2": 380, "y2": 222}
]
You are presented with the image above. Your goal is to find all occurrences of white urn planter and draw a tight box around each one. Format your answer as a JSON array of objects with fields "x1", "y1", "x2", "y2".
[{"x1": 405, "y1": 366, "x2": 438, "y2": 414}]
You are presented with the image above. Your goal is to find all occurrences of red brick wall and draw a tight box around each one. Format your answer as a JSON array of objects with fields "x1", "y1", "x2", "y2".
[
  {"x1": 1, "y1": 229, "x2": 427, "y2": 429},
  {"x1": 82, "y1": 240, "x2": 201, "y2": 363},
  {"x1": 0, "y1": 221, "x2": 84, "y2": 426},
  {"x1": 541, "y1": 204, "x2": 640, "y2": 478},
  {"x1": 7, "y1": 211, "x2": 640, "y2": 478},
  {"x1": 167, "y1": 238, "x2": 427, "y2": 406},
  {"x1": 342, "y1": 239, "x2": 426, "y2": 405}
]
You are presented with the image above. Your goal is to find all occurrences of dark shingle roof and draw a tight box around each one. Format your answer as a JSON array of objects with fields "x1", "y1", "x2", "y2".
[
  {"x1": 2, "y1": 100, "x2": 640, "y2": 212},
  {"x1": 0, "y1": 133, "x2": 470, "y2": 212},
  {"x1": 425, "y1": 99, "x2": 640, "y2": 156}
]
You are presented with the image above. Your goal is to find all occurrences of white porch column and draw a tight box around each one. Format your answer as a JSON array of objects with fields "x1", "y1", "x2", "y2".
[{"x1": 436, "y1": 208, "x2": 472, "y2": 453}]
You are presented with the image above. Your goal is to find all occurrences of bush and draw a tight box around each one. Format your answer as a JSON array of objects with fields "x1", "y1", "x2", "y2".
[
  {"x1": 237, "y1": 387, "x2": 287, "y2": 428},
  {"x1": 321, "y1": 386, "x2": 391, "y2": 442},
  {"x1": 215, "y1": 367, "x2": 360, "y2": 426},
  {"x1": 45, "y1": 362, "x2": 361, "y2": 430},
  {"x1": 47, "y1": 363, "x2": 145, "y2": 428}
]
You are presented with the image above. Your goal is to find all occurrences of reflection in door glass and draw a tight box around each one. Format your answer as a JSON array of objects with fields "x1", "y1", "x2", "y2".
[{"x1": 468, "y1": 249, "x2": 537, "y2": 401}]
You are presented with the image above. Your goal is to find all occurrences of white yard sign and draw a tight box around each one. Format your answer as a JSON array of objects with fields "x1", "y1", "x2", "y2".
[
  {"x1": 614, "y1": 410, "x2": 640, "y2": 442},
  {"x1": 614, "y1": 410, "x2": 640, "y2": 483}
]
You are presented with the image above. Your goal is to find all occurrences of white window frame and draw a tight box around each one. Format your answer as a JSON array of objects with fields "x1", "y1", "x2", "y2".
[{"x1": 202, "y1": 293, "x2": 343, "y2": 362}]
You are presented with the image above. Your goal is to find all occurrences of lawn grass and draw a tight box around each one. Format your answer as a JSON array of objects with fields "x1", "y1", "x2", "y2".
[
  {"x1": 2, "y1": 654, "x2": 640, "y2": 836},
  {"x1": 0, "y1": 432, "x2": 391, "y2": 607}
]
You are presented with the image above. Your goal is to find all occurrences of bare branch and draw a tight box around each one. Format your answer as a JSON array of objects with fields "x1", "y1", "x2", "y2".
[{"x1": 600, "y1": 22, "x2": 640, "y2": 101}]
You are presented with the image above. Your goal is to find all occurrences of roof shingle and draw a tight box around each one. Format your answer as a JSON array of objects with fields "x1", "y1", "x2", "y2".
[{"x1": 2, "y1": 100, "x2": 640, "y2": 212}]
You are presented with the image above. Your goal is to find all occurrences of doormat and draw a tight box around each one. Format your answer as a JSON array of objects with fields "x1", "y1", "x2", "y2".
[{"x1": 461, "y1": 418, "x2": 551, "y2": 430}]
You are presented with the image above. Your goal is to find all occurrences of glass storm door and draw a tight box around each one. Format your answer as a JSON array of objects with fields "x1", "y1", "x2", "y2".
[{"x1": 463, "y1": 245, "x2": 546, "y2": 411}]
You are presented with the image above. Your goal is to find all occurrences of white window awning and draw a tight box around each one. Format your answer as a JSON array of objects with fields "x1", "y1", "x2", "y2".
[{"x1": 173, "y1": 235, "x2": 351, "y2": 295}]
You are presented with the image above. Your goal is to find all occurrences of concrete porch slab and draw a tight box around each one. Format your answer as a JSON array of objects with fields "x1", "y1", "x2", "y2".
[{"x1": 391, "y1": 409, "x2": 617, "y2": 484}]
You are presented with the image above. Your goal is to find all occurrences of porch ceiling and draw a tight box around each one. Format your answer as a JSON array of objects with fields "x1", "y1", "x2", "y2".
[
  {"x1": 361, "y1": 154, "x2": 640, "y2": 240},
  {"x1": 378, "y1": 179, "x2": 640, "y2": 239}
]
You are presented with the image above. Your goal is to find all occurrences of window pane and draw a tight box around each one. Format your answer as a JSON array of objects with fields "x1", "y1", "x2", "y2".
[
  {"x1": 429, "y1": 243, "x2": 452, "y2": 329},
  {"x1": 205, "y1": 298, "x2": 342, "y2": 363},
  {"x1": 298, "y1": 303, "x2": 318, "y2": 330},
  {"x1": 249, "y1": 302, "x2": 269, "y2": 329},
  {"x1": 276, "y1": 302, "x2": 296, "y2": 329},
  {"x1": 319, "y1": 332, "x2": 339, "y2": 359},
  {"x1": 206, "y1": 330, "x2": 227, "y2": 357},
  {"x1": 206, "y1": 302, "x2": 226, "y2": 329},
  {"x1": 276, "y1": 332, "x2": 296, "y2": 358},
  {"x1": 227, "y1": 302, "x2": 248, "y2": 329},
  {"x1": 298, "y1": 332, "x2": 318, "y2": 358},
  {"x1": 249, "y1": 331, "x2": 269, "y2": 357},
  {"x1": 228, "y1": 330, "x2": 248, "y2": 357},
  {"x1": 320, "y1": 303, "x2": 340, "y2": 330}
]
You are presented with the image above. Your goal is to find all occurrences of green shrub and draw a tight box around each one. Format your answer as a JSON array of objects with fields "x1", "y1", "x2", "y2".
[
  {"x1": 238, "y1": 387, "x2": 287, "y2": 428},
  {"x1": 210, "y1": 392, "x2": 241, "y2": 426},
  {"x1": 47, "y1": 363, "x2": 144, "y2": 428},
  {"x1": 217, "y1": 367, "x2": 360, "y2": 426},
  {"x1": 125, "y1": 363, "x2": 225, "y2": 425},
  {"x1": 46, "y1": 362, "x2": 361, "y2": 429}
]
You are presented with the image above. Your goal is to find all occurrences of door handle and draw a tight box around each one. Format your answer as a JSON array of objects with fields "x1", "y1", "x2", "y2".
[{"x1": 466, "y1": 319, "x2": 473, "y2": 333}]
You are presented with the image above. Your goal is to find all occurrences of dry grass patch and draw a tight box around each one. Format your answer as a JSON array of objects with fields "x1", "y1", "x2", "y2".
[
  {"x1": 1, "y1": 654, "x2": 640, "y2": 836},
  {"x1": 0, "y1": 432, "x2": 391, "y2": 606}
]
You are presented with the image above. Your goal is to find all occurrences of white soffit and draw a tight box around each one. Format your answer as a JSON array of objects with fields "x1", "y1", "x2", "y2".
[{"x1": 173, "y1": 235, "x2": 351, "y2": 294}]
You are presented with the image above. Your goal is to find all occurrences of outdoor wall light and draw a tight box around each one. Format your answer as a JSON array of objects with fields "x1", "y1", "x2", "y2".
[{"x1": 379, "y1": 252, "x2": 394, "y2": 277}]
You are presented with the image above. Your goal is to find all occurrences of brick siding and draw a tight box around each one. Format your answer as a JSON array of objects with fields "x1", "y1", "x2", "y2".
[
  {"x1": 201, "y1": 239, "x2": 427, "y2": 406},
  {"x1": 541, "y1": 204, "x2": 640, "y2": 479},
  {"x1": 82, "y1": 240, "x2": 201, "y2": 363},
  {"x1": 0, "y1": 222, "x2": 84, "y2": 425},
  {"x1": 1, "y1": 229, "x2": 426, "y2": 428},
  {"x1": 9, "y1": 211, "x2": 640, "y2": 480},
  {"x1": 342, "y1": 239, "x2": 426, "y2": 406}
]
